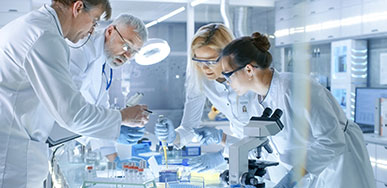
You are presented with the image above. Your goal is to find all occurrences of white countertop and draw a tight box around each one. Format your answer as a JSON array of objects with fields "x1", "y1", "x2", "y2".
[{"x1": 363, "y1": 133, "x2": 387, "y2": 146}]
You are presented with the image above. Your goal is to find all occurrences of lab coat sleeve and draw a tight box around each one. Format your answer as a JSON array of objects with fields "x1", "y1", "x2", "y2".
[
  {"x1": 68, "y1": 47, "x2": 88, "y2": 90},
  {"x1": 289, "y1": 86, "x2": 346, "y2": 176},
  {"x1": 23, "y1": 33, "x2": 121, "y2": 140},
  {"x1": 175, "y1": 91, "x2": 207, "y2": 146}
]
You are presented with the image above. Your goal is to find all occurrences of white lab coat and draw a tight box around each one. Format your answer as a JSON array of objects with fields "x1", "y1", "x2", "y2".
[
  {"x1": 0, "y1": 6, "x2": 121, "y2": 187},
  {"x1": 69, "y1": 29, "x2": 118, "y2": 156},
  {"x1": 176, "y1": 71, "x2": 261, "y2": 149},
  {"x1": 257, "y1": 69, "x2": 375, "y2": 188}
]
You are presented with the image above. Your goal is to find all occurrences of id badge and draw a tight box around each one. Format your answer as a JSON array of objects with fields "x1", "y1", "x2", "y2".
[{"x1": 237, "y1": 95, "x2": 250, "y2": 122}]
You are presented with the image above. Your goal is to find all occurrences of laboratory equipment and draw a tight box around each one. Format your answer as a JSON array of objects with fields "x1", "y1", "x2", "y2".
[
  {"x1": 135, "y1": 38, "x2": 170, "y2": 66},
  {"x1": 179, "y1": 159, "x2": 191, "y2": 182},
  {"x1": 126, "y1": 92, "x2": 144, "y2": 107},
  {"x1": 331, "y1": 40, "x2": 367, "y2": 120},
  {"x1": 181, "y1": 145, "x2": 201, "y2": 157},
  {"x1": 167, "y1": 176, "x2": 205, "y2": 188},
  {"x1": 85, "y1": 165, "x2": 96, "y2": 179},
  {"x1": 158, "y1": 115, "x2": 169, "y2": 168},
  {"x1": 222, "y1": 107, "x2": 284, "y2": 187},
  {"x1": 354, "y1": 87, "x2": 387, "y2": 133},
  {"x1": 159, "y1": 169, "x2": 178, "y2": 182},
  {"x1": 82, "y1": 159, "x2": 157, "y2": 188},
  {"x1": 106, "y1": 161, "x2": 116, "y2": 178}
]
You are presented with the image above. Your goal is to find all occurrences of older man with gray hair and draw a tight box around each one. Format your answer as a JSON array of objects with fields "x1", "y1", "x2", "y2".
[{"x1": 68, "y1": 14, "x2": 149, "y2": 164}]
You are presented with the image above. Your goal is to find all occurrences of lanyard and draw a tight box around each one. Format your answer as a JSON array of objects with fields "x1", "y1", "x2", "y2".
[{"x1": 102, "y1": 63, "x2": 113, "y2": 90}]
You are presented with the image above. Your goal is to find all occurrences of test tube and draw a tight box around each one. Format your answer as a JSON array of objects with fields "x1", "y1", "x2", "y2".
[
  {"x1": 138, "y1": 160, "x2": 146, "y2": 180},
  {"x1": 107, "y1": 161, "x2": 116, "y2": 178},
  {"x1": 133, "y1": 163, "x2": 139, "y2": 183},
  {"x1": 123, "y1": 163, "x2": 129, "y2": 180}
]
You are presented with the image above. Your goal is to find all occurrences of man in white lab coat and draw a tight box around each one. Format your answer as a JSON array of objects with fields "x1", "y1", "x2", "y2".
[
  {"x1": 0, "y1": 0, "x2": 149, "y2": 187},
  {"x1": 69, "y1": 14, "x2": 148, "y2": 163}
]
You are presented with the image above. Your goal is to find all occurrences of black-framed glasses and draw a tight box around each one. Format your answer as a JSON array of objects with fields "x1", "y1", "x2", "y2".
[
  {"x1": 192, "y1": 56, "x2": 221, "y2": 66},
  {"x1": 113, "y1": 25, "x2": 140, "y2": 55},
  {"x1": 222, "y1": 64, "x2": 258, "y2": 82}
]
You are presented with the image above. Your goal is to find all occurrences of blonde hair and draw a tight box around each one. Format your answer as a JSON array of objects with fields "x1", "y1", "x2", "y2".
[{"x1": 186, "y1": 23, "x2": 234, "y2": 94}]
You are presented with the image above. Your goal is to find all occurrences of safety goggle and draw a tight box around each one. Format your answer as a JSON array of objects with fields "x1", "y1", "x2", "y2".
[
  {"x1": 192, "y1": 56, "x2": 221, "y2": 66},
  {"x1": 222, "y1": 64, "x2": 258, "y2": 82}
]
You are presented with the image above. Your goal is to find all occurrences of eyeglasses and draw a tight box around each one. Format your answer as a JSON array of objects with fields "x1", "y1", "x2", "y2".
[
  {"x1": 113, "y1": 25, "x2": 140, "y2": 55},
  {"x1": 81, "y1": 1, "x2": 99, "y2": 30},
  {"x1": 192, "y1": 56, "x2": 221, "y2": 67},
  {"x1": 222, "y1": 64, "x2": 258, "y2": 82}
]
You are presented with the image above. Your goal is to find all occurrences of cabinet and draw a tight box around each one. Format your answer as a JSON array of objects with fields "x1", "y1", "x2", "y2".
[
  {"x1": 319, "y1": 10, "x2": 341, "y2": 40},
  {"x1": 362, "y1": 0, "x2": 387, "y2": 35},
  {"x1": 365, "y1": 134, "x2": 387, "y2": 186},
  {"x1": 376, "y1": 145, "x2": 387, "y2": 185},
  {"x1": 340, "y1": 4, "x2": 362, "y2": 37},
  {"x1": 0, "y1": 0, "x2": 31, "y2": 12},
  {"x1": 274, "y1": 0, "x2": 387, "y2": 46},
  {"x1": 0, "y1": 1, "x2": 31, "y2": 28},
  {"x1": 377, "y1": 182, "x2": 387, "y2": 188},
  {"x1": 367, "y1": 143, "x2": 376, "y2": 179},
  {"x1": 307, "y1": 0, "x2": 340, "y2": 15},
  {"x1": 275, "y1": 20, "x2": 290, "y2": 46},
  {"x1": 0, "y1": 12, "x2": 25, "y2": 28}
]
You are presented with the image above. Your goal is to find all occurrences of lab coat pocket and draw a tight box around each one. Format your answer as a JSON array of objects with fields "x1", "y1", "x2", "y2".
[{"x1": 26, "y1": 139, "x2": 49, "y2": 187}]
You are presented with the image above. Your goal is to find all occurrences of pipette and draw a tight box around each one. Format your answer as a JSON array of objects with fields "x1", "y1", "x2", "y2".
[{"x1": 158, "y1": 115, "x2": 168, "y2": 168}]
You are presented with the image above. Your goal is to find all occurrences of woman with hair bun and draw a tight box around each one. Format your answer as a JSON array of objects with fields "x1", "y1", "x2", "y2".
[
  {"x1": 154, "y1": 24, "x2": 263, "y2": 172},
  {"x1": 220, "y1": 32, "x2": 375, "y2": 188}
]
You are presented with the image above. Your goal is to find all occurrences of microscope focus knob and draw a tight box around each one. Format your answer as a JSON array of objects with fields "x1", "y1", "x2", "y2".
[
  {"x1": 241, "y1": 172, "x2": 258, "y2": 186},
  {"x1": 220, "y1": 170, "x2": 230, "y2": 185}
]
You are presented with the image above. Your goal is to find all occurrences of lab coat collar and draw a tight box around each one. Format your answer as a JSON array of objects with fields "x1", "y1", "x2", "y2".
[
  {"x1": 41, "y1": 4, "x2": 64, "y2": 37},
  {"x1": 94, "y1": 29, "x2": 107, "y2": 60},
  {"x1": 259, "y1": 68, "x2": 278, "y2": 105}
]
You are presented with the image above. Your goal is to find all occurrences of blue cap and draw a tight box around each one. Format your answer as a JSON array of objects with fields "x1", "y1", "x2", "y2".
[{"x1": 182, "y1": 158, "x2": 189, "y2": 166}]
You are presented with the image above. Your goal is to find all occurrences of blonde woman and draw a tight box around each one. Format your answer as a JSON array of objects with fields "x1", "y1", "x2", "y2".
[{"x1": 155, "y1": 23, "x2": 261, "y2": 172}]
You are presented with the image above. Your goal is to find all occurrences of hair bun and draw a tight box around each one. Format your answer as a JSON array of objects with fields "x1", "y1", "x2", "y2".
[{"x1": 251, "y1": 32, "x2": 271, "y2": 52}]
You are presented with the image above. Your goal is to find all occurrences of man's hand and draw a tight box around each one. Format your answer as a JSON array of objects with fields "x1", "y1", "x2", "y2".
[{"x1": 120, "y1": 105, "x2": 149, "y2": 127}]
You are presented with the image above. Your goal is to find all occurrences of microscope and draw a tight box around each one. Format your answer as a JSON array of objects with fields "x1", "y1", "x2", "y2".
[{"x1": 220, "y1": 108, "x2": 284, "y2": 188}]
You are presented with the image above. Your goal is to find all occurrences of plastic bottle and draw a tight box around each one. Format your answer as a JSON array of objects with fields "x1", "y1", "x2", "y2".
[
  {"x1": 179, "y1": 159, "x2": 191, "y2": 182},
  {"x1": 85, "y1": 165, "x2": 96, "y2": 180}
]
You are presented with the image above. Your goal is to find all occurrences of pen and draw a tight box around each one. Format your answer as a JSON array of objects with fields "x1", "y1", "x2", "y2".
[{"x1": 144, "y1": 109, "x2": 153, "y2": 113}]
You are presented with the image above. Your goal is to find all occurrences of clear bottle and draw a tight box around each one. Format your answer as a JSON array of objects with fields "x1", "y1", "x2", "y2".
[
  {"x1": 111, "y1": 97, "x2": 121, "y2": 110},
  {"x1": 85, "y1": 165, "x2": 96, "y2": 180},
  {"x1": 107, "y1": 161, "x2": 116, "y2": 179},
  {"x1": 179, "y1": 161, "x2": 191, "y2": 182}
]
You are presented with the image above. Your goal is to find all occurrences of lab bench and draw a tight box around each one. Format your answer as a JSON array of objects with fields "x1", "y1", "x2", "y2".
[
  {"x1": 48, "y1": 140, "x2": 230, "y2": 188},
  {"x1": 364, "y1": 134, "x2": 387, "y2": 188}
]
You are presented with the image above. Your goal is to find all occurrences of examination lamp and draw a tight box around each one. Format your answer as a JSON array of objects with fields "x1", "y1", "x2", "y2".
[{"x1": 135, "y1": 38, "x2": 170, "y2": 66}]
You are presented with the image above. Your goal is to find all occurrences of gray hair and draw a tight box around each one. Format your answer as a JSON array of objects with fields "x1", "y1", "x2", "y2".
[{"x1": 112, "y1": 14, "x2": 148, "y2": 43}]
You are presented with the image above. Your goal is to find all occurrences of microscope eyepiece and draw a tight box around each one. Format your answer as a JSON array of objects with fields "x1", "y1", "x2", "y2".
[
  {"x1": 271, "y1": 109, "x2": 283, "y2": 119},
  {"x1": 261, "y1": 107, "x2": 273, "y2": 118}
]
